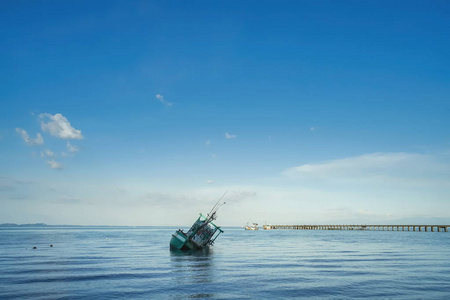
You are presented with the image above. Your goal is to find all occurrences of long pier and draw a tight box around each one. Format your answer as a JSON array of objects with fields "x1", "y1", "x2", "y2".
[{"x1": 264, "y1": 225, "x2": 449, "y2": 232}]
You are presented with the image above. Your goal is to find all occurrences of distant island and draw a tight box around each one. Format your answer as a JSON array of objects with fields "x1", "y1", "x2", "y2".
[
  {"x1": 0, "y1": 223, "x2": 91, "y2": 227},
  {"x1": 0, "y1": 223, "x2": 49, "y2": 227},
  {"x1": 0, "y1": 223, "x2": 140, "y2": 227}
]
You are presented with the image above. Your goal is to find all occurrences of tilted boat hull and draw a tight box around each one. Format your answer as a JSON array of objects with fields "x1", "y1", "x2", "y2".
[
  {"x1": 170, "y1": 213, "x2": 224, "y2": 251},
  {"x1": 170, "y1": 230, "x2": 188, "y2": 250}
]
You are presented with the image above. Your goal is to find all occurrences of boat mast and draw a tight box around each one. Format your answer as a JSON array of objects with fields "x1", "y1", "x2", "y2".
[{"x1": 206, "y1": 191, "x2": 227, "y2": 223}]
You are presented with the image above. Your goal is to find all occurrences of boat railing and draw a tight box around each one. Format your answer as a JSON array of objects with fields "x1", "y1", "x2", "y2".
[{"x1": 199, "y1": 213, "x2": 223, "y2": 231}]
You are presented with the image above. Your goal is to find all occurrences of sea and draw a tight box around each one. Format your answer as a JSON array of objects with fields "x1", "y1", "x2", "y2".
[{"x1": 0, "y1": 226, "x2": 449, "y2": 299}]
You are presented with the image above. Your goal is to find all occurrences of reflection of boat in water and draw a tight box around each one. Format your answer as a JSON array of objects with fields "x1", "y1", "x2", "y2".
[
  {"x1": 170, "y1": 198, "x2": 225, "y2": 251},
  {"x1": 169, "y1": 247, "x2": 214, "y2": 292},
  {"x1": 244, "y1": 222, "x2": 259, "y2": 230}
]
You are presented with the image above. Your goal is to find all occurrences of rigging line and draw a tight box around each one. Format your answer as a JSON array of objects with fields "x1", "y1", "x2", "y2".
[{"x1": 208, "y1": 191, "x2": 228, "y2": 216}]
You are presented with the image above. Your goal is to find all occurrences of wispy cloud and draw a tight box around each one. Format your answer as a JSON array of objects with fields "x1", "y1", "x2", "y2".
[
  {"x1": 15, "y1": 128, "x2": 44, "y2": 146},
  {"x1": 0, "y1": 176, "x2": 35, "y2": 191},
  {"x1": 40, "y1": 113, "x2": 83, "y2": 139},
  {"x1": 66, "y1": 142, "x2": 79, "y2": 153},
  {"x1": 283, "y1": 152, "x2": 450, "y2": 187},
  {"x1": 52, "y1": 195, "x2": 82, "y2": 204},
  {"x1": 225, "y1": 132, "x2": 236, "y2": 139},
  {"x1": 143, "y1": 188, "x2": 255, "y2": 207},
  {"x1": 321, "y1": 206, "x2": 394, "y2": 224},
  {"x1": 285, "y1": 152, "x2": 424, "y2": 177},
  {"x1": 47, "y1": 160, "x2": 63, "y2": 169},
  {"x1": 41, "y1": 149, "x2": 55, "y2": 157},
  {"x1": 156, "y1": 94, "x2": 173, "y2": 106}
]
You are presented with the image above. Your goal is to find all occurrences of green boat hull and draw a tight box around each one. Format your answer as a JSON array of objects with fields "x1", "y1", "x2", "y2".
[
  {"x1": 170, "y1": 230, "x2": 194, "y2": 250},
  {"x1": 170, "y1": 231, "x2": 185, "y2": 250},
  {"x1": 170, "y1": 213, "x2": 224, "y2": 251}
]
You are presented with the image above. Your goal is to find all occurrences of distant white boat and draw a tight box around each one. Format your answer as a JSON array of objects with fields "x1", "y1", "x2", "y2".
[
  {"x1": 244, "y1": 222, "x2": 259, "y2": 230},
  {"x1": 263, "y1": 224, "x2": 272, "y2": 230}
]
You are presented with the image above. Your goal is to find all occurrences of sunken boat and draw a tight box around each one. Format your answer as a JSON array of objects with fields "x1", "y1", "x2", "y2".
[{"x1": 170, "y1": 198, "x2": 225, "y2": 251}]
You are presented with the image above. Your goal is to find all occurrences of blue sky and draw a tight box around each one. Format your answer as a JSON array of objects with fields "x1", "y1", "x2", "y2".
[{"x1": 1, "y1": 0, "x2": 449, "y2": 226}]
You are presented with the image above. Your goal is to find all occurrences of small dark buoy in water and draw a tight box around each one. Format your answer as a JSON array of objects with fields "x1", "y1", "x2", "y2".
[
  {"x1": 50, "y1": 244, "x2": 53, "y2": 247},
  {"x1": 32, "y1": 246, "x2": 37, "y2": 249}
]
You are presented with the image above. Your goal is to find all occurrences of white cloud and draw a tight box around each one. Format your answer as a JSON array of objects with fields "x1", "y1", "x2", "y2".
[
  {"x1": 206, "y1": 140, "x2": 211, "y2": 147},
  {"x1": 283, "y1": 152, "x2": 450, "y2": 187},
  {"x1": 67, "y1": 142, "x2": 79, "y2": 153},
  {"x1": 206, "y1": 180, "x2": 214, "y2": 184},
  {"x1": 39, "y1": 113, "x2": 83, "y2": 140},
  {"x1": 156, "y1": 94, "x2": 173, "y2": 106},
  {"x1": 41, "y1": 149, "x2": 55, "y2": 157},
  {"x1": 16, "y1": 114, "x2": 83, "y2": 169},
  {"x1": 285, "y1": 152, "x2": 420, "y2": 177},
  {"x1": 47, "y1": 160, "x2": 63, "y2": 169},
  {"x1": 225, "y1": 132, "x2": 236, "y2": 139},
  {"x1": 15, "y1": 128, "x2": 44, "y2": 146}
]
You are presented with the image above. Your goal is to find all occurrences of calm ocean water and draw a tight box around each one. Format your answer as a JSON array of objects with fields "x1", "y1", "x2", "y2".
[{"x1": 0, "y1": 226, "x2": 449, "y2": 299}]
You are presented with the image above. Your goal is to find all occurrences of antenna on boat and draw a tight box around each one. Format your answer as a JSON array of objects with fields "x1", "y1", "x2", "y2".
[{"x1": 207, "y1": 191, "x2": 227, "y2": 222}]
